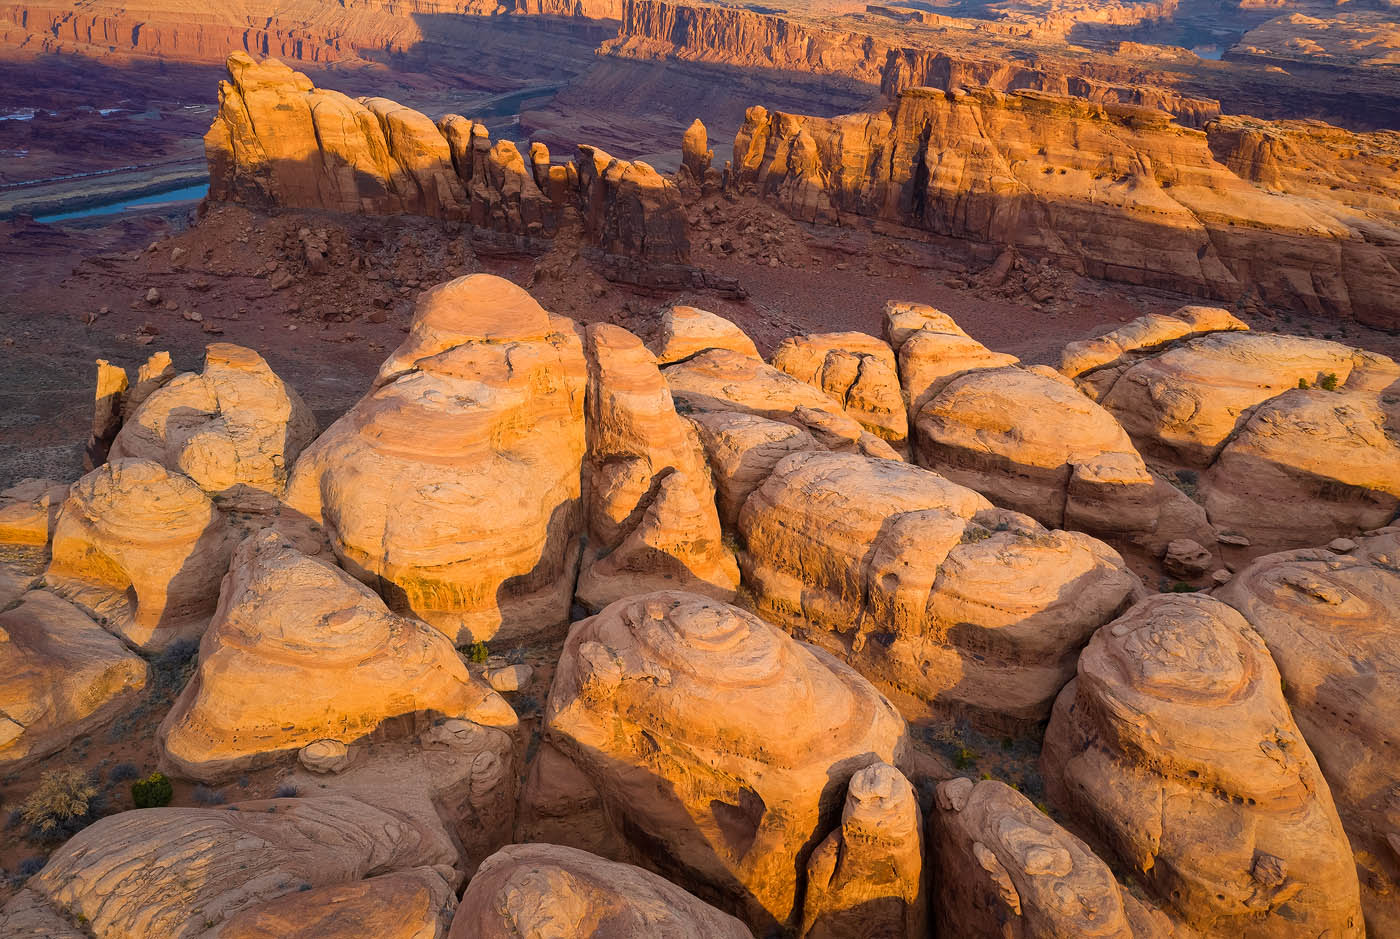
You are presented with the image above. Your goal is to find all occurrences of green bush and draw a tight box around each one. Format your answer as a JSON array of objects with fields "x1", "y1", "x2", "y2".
[
  {"x1": 466, "y1": 641, "x2": 490, "y2": 664},
  {"x1": 1319, "y1": 372, "x2": 1339, "y2": 391},
  {"x1": 1297, "y1": 378, "x2": 1310, "y2": 390},
  {"x1": 131, "y1": 772, "x2": 173, "y2": 809},
  {"x1": 21, "y1": 768, "x2": 98, "y2": 840}
]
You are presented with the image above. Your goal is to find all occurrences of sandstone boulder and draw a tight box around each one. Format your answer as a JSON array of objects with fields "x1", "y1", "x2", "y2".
[
  {"x1": 740, "y1": 451, "x2": 1138, "y2": 733},
  {"x1": 285, "y1": 275, "x2": 586, "y2": 644},
  {"x1": 1059, "y1": 305, "x2": 1249, "y2": 383},
  {"x1": 0, "y1": 794, "x2": 461, "y2": 938},
  {"x1": 887, "y1": 305, "x2": 1020, "y2": 415},
  {"x1": 688, "y1": 411, "x2": 819, "y2": 528},
  {"x1": 214, "y1": 869, "x2": 457, "y2": 939},
  {"x1": 912, "y1": 362, "x2": 1213, "y2": 555},
  {"x1": 46, "y1": 459, "x2": 236, "y2": 652},
  {"x1": 0, "y1": 478, "x2": 68, "y2": 549},
  {"x1": 1216, "y1": 528, "x2": 1400, "y2": 935},
  {"x1": 0, "y1": 590, "x2": 147, "y2": 771},
  {"x1": 801, "y1": 761, "x2": 926, "y2": 939},
  {"x1": 771, "y1": 331, "x2": 909, "y2": 456},
  {"x1": 1070, "y1": 319, "x2": 1400, "y2": 551},
  {"x1": 1042, "y1": 593, "x2": 1363, "y2": 937},
  {"x1": 449, "y1": 843, "x2": 754, "y2": 938},
  {"x1": 576, "y1": 324, "x2": 737, "y2": 610},
  {"x1": 664, "y1": 348, "x2": 900, "y2": 459},
  {"x1": 110, "y1": 343, "x2": 316, "y2": 511},
  {"x1": 680, "y1": 117, "x2": 715, "y2": 184},
  {"x1": 931, "y1": 777, "x2": 1175, "y2": 938},
  {"x1": 541, "y1": 590, "x2": 909, "y2": 933},
  {"x1": 159, "y1": 530, "x2": 516, "y2": 782},
  {"x1": 648, "y1": 305, "x2": 760, "y2": 365}
]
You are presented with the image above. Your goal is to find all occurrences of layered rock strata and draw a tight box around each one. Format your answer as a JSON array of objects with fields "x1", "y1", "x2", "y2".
[
  {"x1": 577, "y1": 323, "x2": 738, "y2": 609},
  {"x1": 206, "y1": 53, "x2": 693, "y2": 279},
  {"x1": 109, "y1": 343, "x2": 316, "y2": 512},
  {"x1": 539, "y1": 590, "x2": 909, "y2": 933},
  {"x1": 46, "y1": 459, "x2": 236, "y2": 652},
  {"x1": 1042, "y1": 593, "x2": 1364, "y2": 937},
  {"x1": 285, "y1": 274, "x2": 586, "y2": 644},
  {"x1": 1064, "y1": 312, "x2": 1400, "y2": 551},
  {"x1": 449, "y1": 843, "x2": 755, "y2": 938},
  {"x1": 1216, "y1": 529, "x2": 1400, "y2": 935},
  {"x1": 931, "y1": 777, "x2": 1176, "y2": 937},
  {"x1": 731, "y1": 88, "x2": 1400, "y2": 328},
  {"x1": 738, "y1": 451, "x2": 1138, "y2": 733},
  {"x1": 890, "y1": 303, "x2": 1216, "y2": 559},
  {"x1": 0, "y1": 590, "x2": 148, "y2": 770},
  {"x1": 159, "y1": 530, "x2": 517, "y2": 781},
  {"x1": 0, "y1": 794, "x2": 463, "y2": 938}
]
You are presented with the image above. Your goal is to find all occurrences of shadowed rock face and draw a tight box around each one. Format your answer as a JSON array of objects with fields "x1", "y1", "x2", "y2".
[
  {"x1": 577, "y1": 323, "x2": 738, "y2": 609},
  {"x1": 801, "y1": 761, "x2": 927, "y2": 939},
  {"x1": 1065, "y1": 312, "x2": 1400, "y2": 553},
  {"x1": 540, "y1": 590, "x2": 909, "y2": 934},
  {"x1": 0, "y1": 794, "x2": 463, "y2": 938},
  {"x1": 931, "y1": 778, "x2": 1175, "y2": 938},
  {"x1": 739, "y1": 451, "x2": 1138, "y2": 734},
  {"x1": 730, "y1": 88, "x2": 1400, "y2": 328},
  {"x1": 0, "y1": 590, "x2": 148, "y2": 772},
  {"x1": 1216, "y1": 528, "x2": 1400, "y2": 936},
  {"x1": 1042, "y1": 593, "x2": 1364, "y2": 938},
  {"x1": 158, "y1": 530, "x2": 516, "y2": 782},
  {"x1": 449, "y1": 843, "x2": 754, "y2": 938},
  {"x1": 109, "y1": 343, "x2": 317, "y2": 513},
  {"x1": 285, "y1": 274, "x2": 586, "y2": 645},
  {"x1": 46, "y1": 458, "x2": 236, "y2": 653}
]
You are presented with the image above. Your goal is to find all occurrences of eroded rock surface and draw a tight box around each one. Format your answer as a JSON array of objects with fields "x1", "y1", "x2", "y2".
[
  {"x1": 285, "y1": 274, "x2": 586, "y2": 644},
  {"x1": 541, "y1": 590, "x2": 909, "y2": 933},
  {"x1": 772, "y1": 331, "x2": 909, "y2": 457},
  {"x1": 159, "y1": 530, "x2": 516, "y2": 781},
  {"x1": 1216, "y1": 528, "x2": 1400, "y2": 935},
  {"x1": 577, "y1": 323, "x2": 737, "y2": 609},
  {"x1": 46, "y1": 459, "x2": 235, "y2": 652},
  {"x1": 0, "y1": 478, "x2": 68, "y2": 549},
  {"x1": 0, "y1": 590, "x2": 147, "y2": 770},
  {"x1": 0, "y1": 794, "x2": 462, "y2": 938},
  {"x1": 109, "y1": 343, "x2": 316, "y2": 511},
  {"x1": 801, "y1": 761, "x2": 926, "y2": 939},
  {"x1": 1068, "y1": 314, "x2": 1400, "y2": 551},
  {"x1": 449, "y1": 843, "x2": 754, "y2": 938},
  {"x1": 931, "y1": 777, "x2": 1175, "y2": 938},
  {"x1": 647, "y1": 305, "x2": 760, "y2": 365},
  {"x1": 740, "y1": 451, "x2": 1137, "y2": 732},
  {"x1": 1042, "y1": 593, "x2": 1363, "y2": 937}
]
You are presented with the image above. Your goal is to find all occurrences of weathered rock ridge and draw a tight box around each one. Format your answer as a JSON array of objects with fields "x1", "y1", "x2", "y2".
[
  {"x1": 206, "y1": 53, "x2": 710, "y2": 287},
  {"x1": 732, "y1": 87, "x2": 1400, "y2": 328}
]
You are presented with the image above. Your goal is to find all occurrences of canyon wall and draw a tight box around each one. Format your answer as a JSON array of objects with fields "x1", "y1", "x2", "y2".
[
  {"x1": 0, "y1": 0, "x2": 620, "y2": 68},
  {"x1": 601, "y1": 0, "x2": 1220, "y2": 126},
  {"x1": 731, "y1": 87, "x2": 1400, "y2": 328}
]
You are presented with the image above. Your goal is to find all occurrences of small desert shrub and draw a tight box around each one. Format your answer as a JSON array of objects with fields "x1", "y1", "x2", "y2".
[
  {"x1": 1169, "y1": 582, "x2": 1198, "y2": 593},
  {"x1": 107, "y1": 762, "x2": 141, "y2": 784},
  {"x1": 274, "y1": 784, "x2": 299, "y2": 798},
  {"x1": 10, "y1": 855, "x2": 47, "y2": 884},
  {"x1": 954, "y1": 747, "x2": 978, "y2": 770},
  {"x1": 193, "y1": 785, "x2": 225, "y2": 806},
  {"x1": 131, "y1": 772, "x2": 173, "y2": 809},
  {"x1": 20, "y1": 768, "x2": 99, "y2": 841},
  {"x1": 1297, "y1": 377, "x2": 1310, "y2": 390},
  {"x1": 1319, "y1": 372, "x2": 1339, "y2": 391},
  {"x1": 466, "y1": 641, "x2": 490, "y2": 664}
]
